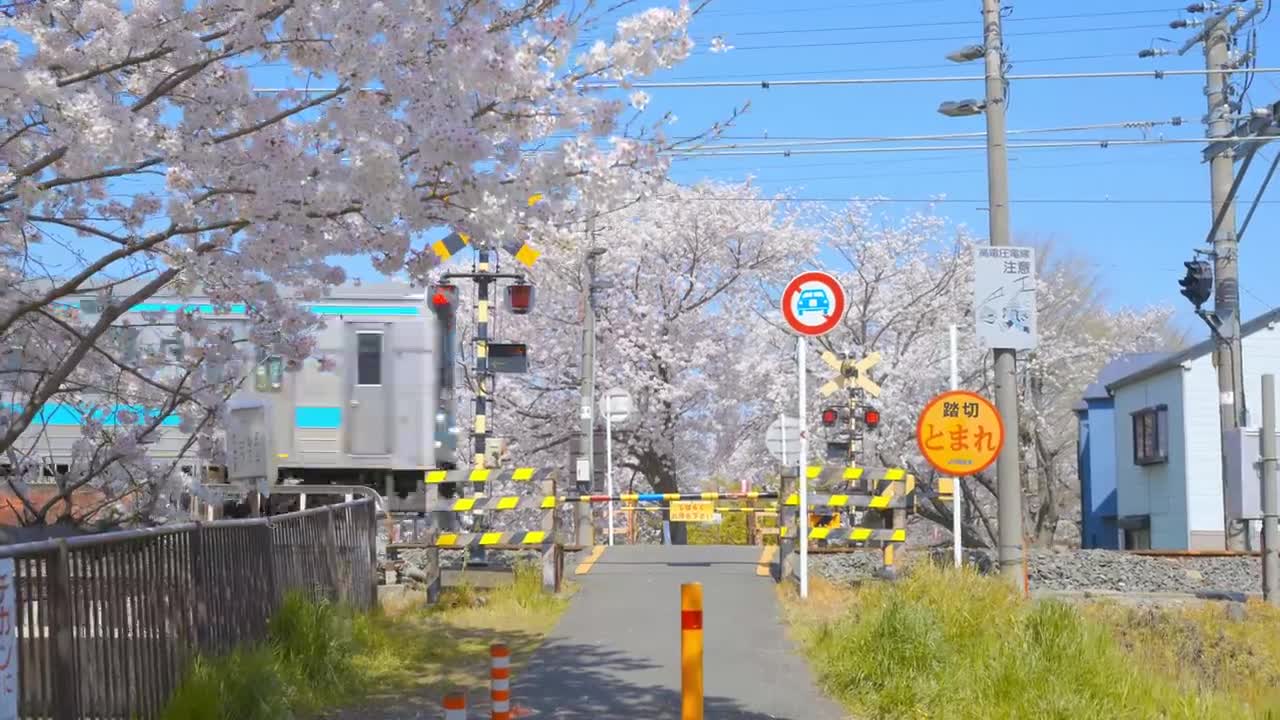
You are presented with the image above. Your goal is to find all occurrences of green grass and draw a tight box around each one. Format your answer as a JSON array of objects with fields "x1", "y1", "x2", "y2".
[
  {"x1": 783, "y1": 564, "x2": 1278, "y2": 720},
  {"x1": 162, "y1": 561, "x2": 570, "y2": 720}
]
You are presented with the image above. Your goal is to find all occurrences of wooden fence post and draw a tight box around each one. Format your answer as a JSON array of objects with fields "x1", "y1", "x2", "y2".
[
  {"x1": 367, "y1": 499, "x2": 379, "y2": 610},
  {"x1": 323, "y1": 508, "x2": 340, "y2": 601},
  {"x1": 190, "y1": 523, "x2": 209, "y2": 650},
  {"x1": 48, "y1": 541, "x2": 77, "y2": 720}
]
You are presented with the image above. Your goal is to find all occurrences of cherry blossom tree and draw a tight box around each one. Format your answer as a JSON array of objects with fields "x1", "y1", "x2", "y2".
[
  {"x1": 0, "y1": 0, "x2": 707, "y2": 526},
  {"x1": 469, "y1": 181, "x2": 813, "y2": 543},
  {"x1": 813, "y1": 204, "x2": 1176, "y2": 548}
]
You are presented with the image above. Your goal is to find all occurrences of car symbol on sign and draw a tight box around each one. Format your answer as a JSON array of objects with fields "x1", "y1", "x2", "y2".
[{"x1": 797, "y1": 289, "x2": 830, "y2": 317}]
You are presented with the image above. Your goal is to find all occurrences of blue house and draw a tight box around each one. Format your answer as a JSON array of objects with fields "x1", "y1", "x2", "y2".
[{"x1": 1075, "y1": 352, "x2": 1172, "y2": 549}]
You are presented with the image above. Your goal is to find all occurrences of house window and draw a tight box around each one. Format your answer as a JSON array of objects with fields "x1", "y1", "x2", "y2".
[
  {"x1": 1124, "y1": 527, "x2": 1151, "y2": 550},
  {"x1": 1132, "y1": 404, "x2": 1168, "y2": 465},
  {"x1": 356, "y1": 332, "x2": 383, "y2": 386}
]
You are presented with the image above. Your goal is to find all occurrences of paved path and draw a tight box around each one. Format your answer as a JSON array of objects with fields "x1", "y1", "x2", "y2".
[{"x1": 513, "y1": 545, "x2": 847, "y2": 719}]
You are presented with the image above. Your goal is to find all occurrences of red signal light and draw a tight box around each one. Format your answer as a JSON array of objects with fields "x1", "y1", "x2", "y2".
[
  {"x1": 431, "y1": 284, "x2": 456, "y2": 308},
  {"x1": 864, "y1": 408, "x2": 881, "y2": 427},
  {"x1": 507, "y1": 283, "x2": 534, "y2": 315},
  {"x1": 820, "y1": 408, "x2": 839, "y2": 426}
]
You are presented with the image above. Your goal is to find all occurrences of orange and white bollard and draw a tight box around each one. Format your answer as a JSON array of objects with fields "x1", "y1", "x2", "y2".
[
  {"x1": 681, "y1": 582, "x2": 704, "y2": 720},
  {"x1": 443, "y1": 691, "x2": 467, "y2": 720},
  {"x1": 490, "y1": 643, "x2": 512, "y2": 720}
]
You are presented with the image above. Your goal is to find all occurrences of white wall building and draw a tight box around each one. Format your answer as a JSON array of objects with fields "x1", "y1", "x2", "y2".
[{"x1": 1102, "y1": 310, "x2": 1280, "y2": 550}]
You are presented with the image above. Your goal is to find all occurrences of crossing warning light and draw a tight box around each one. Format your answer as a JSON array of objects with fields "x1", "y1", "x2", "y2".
[
  {"x1": 864, "y1": 408, "x2": 881, "y2": 428},
  {"x1": 507, "y1": 282, "x2": 534, "y2": 315},
  {"x1": 820, "y1": 407, "x2": 840, "y2": 427},
  {"x1": 431, "y1": 284, "x2": 456, "y2": 308}
]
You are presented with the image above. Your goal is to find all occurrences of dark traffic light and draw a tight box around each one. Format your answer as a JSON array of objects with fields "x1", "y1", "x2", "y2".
[{"x1": 1178, "y1": 260, "x2": 1212, "y2": 308}]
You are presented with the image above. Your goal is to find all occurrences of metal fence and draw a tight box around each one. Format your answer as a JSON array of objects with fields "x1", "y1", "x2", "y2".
[{"x1": 0, "y1": 498, "x2": 377, "y2": 720}]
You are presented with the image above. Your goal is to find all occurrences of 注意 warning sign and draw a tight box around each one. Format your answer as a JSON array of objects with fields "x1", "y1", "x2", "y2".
[
  {"x1": 916, "y1": 390, "x2": 1004, "y2": 476},
  {"x1": 669, "y1": 500, "x2": 715, "y2": 523}
]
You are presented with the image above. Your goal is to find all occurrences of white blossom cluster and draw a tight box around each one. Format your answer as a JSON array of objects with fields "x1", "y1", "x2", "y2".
[{"x1": 0, "y1": 0, "x2": 698, "y2": 526}]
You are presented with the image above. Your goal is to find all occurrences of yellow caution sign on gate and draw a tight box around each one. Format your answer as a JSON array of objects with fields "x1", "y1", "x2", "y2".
[{"x1": 670, "y1": 500, "x2": 715, "y2": 523}]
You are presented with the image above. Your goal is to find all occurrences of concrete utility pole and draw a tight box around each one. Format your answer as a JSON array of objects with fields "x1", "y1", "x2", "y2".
[
  {"x1": 1261, "y1": 375, "x2": 1279, "y2": 604},
  {"x1": 1205, "y1": 13, "x2": 1250, "y2": 551},
  {"x1": 981, "y1": 0, "x2": 1023, "y2": 582},
  {"x1": 576, "y1": 226, "x2": 602, "y2": 548},
  {"x1": 1171, "y1": 4, "x2": 1263, "y2": 550}
]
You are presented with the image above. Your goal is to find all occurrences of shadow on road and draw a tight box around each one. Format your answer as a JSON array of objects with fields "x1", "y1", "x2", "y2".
[{"x1": 517, "y1": 640, "x2": 812, "y2": 719}]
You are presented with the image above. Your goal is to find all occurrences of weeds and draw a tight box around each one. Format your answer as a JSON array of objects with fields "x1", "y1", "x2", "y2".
[
  {"x1": 785, "y1": 564, "x2": 1272, "y2": 720},
  {"x1": 162, "y1": 565, "x2": 571, "y2": 720}
]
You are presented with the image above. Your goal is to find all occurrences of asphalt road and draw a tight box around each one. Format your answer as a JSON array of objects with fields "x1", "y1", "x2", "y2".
[{"x1": 513, "y1": 545, "x2": 848, "y2": 719}]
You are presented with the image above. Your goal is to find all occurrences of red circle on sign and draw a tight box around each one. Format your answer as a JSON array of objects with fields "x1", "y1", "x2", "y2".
[{"x1": 781, "y1": 271, "x2": 846, "y2": 337}]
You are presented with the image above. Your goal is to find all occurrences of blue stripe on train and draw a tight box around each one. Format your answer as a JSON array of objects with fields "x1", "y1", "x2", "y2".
[
  {"x1": 129, "y1": 303, "x2": 419, "y2": 316},
  {"x1": 295, "y1": 406, "x2": 342, "y2": 429},
  {"x1": 4, "y1": 403, "x2": 183, "y2": 427}
]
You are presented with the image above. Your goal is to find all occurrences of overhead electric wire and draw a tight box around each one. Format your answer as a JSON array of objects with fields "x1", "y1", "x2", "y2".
[
  {"x1": 696, "y1": 0, "x2": 943, "y2": 17},
  {"x1": 660, "y1": 53, "x2": 1137, "y2": 82},
  {"x1": 669, "y1": 137, "x2": 1280, "y2": 158},
  {"x1": 709, "y1": 23, "x2": 1170, "y2": 53},
  {"x1": 683, "y1": 119, "x2": 1184, "y2": 151},
  {"x1": 658, "y1": 195, "x2": 1280, "y2": 205},
  {"x1": 731, "y1": 8, "x2": 1188, "y2": 36},
  {"x1": 251, "y1": 67, "x2": 1280, "y2": 95}
]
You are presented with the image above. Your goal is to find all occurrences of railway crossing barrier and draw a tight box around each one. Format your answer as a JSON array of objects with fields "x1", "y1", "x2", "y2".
[{"x1": 777, "y1": 465, "x2": 919, "y2": 580}]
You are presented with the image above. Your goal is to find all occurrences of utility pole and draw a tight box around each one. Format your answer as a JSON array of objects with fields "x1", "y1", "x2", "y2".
[
  {"x1": 982, "y1": 0, "x2": 1023, "y2": 582},
  {"x1": 1261, "y1": 374, "x2": 1279, "y2": 604},
  {"x1": 1167, "y1": 3, "x2": 1262, "y2": 550},
  {"x1": 1205, "y1": 11, "x2": 1249, "y2": 551},
  {"x1": 576, "y1": 225, "x2": 603, "y2": 548}
]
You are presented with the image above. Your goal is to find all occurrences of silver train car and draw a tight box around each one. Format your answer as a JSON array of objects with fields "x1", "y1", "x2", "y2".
[{"x1": 19, "y1": 282, "x2": 460, "y2": 508}]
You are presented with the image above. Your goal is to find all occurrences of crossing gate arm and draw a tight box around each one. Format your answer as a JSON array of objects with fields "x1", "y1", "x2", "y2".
[{"x1": 424, "y1": 467, "x2": 551, "y2": 484}]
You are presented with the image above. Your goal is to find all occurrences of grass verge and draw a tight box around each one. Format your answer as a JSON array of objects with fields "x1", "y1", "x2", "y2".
[
  {"x1": 782, "y1": 563, "x2": 1280, "y2": 720},
  {"x1": 162, "y1": 561, "x2": 571, "y2": 720}
]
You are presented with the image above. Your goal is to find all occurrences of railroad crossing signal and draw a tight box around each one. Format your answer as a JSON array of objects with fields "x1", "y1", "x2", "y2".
[{"x1": 819, "y1": 351, "x2": 881, "y2": 397}]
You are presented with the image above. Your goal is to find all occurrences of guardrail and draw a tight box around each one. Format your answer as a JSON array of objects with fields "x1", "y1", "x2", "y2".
[{"x1": 0, "y1": 498, "x2": 377, "y2": 720}]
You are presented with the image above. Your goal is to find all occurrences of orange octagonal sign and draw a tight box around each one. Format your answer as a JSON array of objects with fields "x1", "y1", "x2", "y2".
[{"x1": 916, "y1": 390, "x2": 1004, "y2": 476}]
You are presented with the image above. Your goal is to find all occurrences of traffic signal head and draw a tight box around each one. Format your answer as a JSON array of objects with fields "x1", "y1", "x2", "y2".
[
  {"x1": 820, "y1": 407, "x2": 840, "y2": 427},
  {"x1": 506, "y1": 281, "x2": 534, "y2": 315},
  {"x1": 1178, "y1": 260, "x2": 1212, "y2": 309},
  {"x1": 431, "y1": 283, "x2": 457, "y2": 309}
]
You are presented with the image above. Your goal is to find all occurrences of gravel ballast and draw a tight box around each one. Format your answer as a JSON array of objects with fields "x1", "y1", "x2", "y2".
[{"x1": 809, "y1": 547, "x2": 1263, "y2": 595}]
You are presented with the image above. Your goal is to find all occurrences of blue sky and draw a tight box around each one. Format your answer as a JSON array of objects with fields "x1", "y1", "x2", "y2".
[
  {"x1": 604, "y1": 0, "x2": 1280, "y2": 337},
  {"x1": 16, "y1": 1, "x2": 1280, "y2": 340}
]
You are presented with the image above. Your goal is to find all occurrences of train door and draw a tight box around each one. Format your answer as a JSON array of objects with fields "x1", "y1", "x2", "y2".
[{"x1": 347, "y1": 323, "x2": 392, "y2": 455}]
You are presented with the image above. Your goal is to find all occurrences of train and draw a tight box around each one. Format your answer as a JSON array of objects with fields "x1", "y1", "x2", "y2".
[{"x1": 12, "y1": 282, "x2": 460, "y2": 514}]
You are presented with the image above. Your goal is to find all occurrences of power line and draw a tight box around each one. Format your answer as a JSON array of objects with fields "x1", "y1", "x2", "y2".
[
  {"x1": 669, "y1": 137, "x2": 1280, "y2": 158},
  {"x1": 580, "y1": 67, "x2": 1280, "y2": 90},
  {"x1": 659, "y1": 195, "x2": 1280, "y2": 205},
  {"x1": 696, "y1": 0, "x2": 942, "y2": 18},
  {"x1": 659, "y1": 53, "x2": 1138, "y2": 82},
  {"x1": 250, "y1": 67, "x2": 1280, "y2": 96},
  {"x1": 684, "y1": 119, "x2": 1185, "y2": 151},
  {"x1": 731, "y1": 8, "x2": 1187, "y2": 36},
  {"x1": 710, "y1": 23, "x2": 1171, "y2": 53}
]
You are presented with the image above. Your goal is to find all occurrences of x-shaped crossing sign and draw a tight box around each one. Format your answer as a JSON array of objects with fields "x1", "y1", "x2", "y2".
[{"x1": 819, "y1": 351, "x2": 881, "y2": 397}]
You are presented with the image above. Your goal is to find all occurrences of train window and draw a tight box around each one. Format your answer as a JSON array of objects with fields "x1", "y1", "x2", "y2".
[
  {"x1": 160, "y1": 337, "x2": 184, "y2": 362},
  {"x1": 357, "y1": 332, "x2": 383, "y2": 386},
  {"x1": 254, "y1": 355, "x2": 284, "y2": 392}
]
